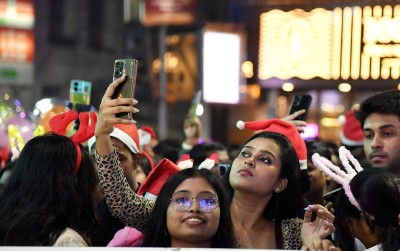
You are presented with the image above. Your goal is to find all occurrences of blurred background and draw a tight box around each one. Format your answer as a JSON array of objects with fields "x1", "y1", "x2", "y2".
[{"x1": 1, "y1": 0, "x2": 400, "y2": 147}]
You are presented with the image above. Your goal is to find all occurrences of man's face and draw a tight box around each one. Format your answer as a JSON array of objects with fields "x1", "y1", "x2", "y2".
[{"x1": 363, "y1": 113, "x2": 400, "y2": 176}]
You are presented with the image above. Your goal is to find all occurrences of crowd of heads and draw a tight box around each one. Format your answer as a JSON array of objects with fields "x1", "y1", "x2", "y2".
[{"x1": 0, "y1": 87, "x2": 400, "y2": 250}]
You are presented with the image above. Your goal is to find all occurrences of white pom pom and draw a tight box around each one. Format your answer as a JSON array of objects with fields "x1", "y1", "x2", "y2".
[{"x1": 236, "y1": 120, "x2": 245, "y2": 130}]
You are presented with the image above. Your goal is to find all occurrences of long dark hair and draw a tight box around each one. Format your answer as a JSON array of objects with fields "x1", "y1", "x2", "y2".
[
  {"x1": 222, "y1": 131, "x2": 303, "y2": 220},
  {"x1": 334, "y1": 168, "x2": 400, "y2": 251},
  {"x1": 141, "y1": 168, "x2": 236, "y2": 248},
  {"x1": 0, "y1": 133, "x2": 98, "y2": 245}
]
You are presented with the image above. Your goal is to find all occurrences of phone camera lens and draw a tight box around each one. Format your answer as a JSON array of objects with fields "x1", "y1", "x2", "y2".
[
  {"x1": 74, "y1": 82, "x2": 79, "y2": 86},
  {"x1": 74, "y1": 87, "x2": 78, "y2": 91},
  {"x1": 116, "y1": 62, "x2": 122, "y2": 68}
]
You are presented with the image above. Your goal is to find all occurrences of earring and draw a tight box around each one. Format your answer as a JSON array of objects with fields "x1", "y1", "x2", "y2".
[
  {"x1": 164, "y1": 229, "x2": 168, "y2": 236},
  {"x1": 275, "y1": 188, "x2": 280, "y2": 192},
  {"x1": 365, "y1": 227, "x2": 371, "y2": 234}
]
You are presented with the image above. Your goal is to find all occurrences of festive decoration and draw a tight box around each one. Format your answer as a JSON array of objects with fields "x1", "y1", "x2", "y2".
[
  {"x1": 236, "y1": 118, "x2": 307, "y2": 170},
  {"x1": 49, "y1": 110, "x2": 97, "y2": 173},
  {"x1": 312, "y1": 146, "x2": 363, "y2": 211}
]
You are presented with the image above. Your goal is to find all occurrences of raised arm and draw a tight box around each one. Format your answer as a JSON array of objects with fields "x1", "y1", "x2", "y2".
[{"x1": 95, "y1": 75, "x2": 154, "y2": 231}]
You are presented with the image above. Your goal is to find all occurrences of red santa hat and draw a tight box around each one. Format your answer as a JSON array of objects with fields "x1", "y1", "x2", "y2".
[
  {"x1": 236, "y1": 119, "x2": 307, "y2": 170},
  {"x1": 339, "y1": 110, "x2": 364, "y2": 146},
  {"x1": 176, "y1": 154, "x2": 194, "y2": 169},
  {"x1": 88, "y1": 123, "x2": 140, "y2": 154},
  {"x1": 137, "y1": 158, "x2": 181, "y2": 200},
  {"x1": 110, "y1": 124, "x2": 141, "y2": 154}
]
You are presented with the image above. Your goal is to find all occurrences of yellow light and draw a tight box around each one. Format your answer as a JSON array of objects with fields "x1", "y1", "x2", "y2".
[
  {"x1": 4, "y1": 94, "x2": 10, "y2": 101},
  {"x1": 282, "y1": 83, "x2": 294, "y2": 92},
  {"x1": 242, "y1": 61, "x2": 254, "y2": 78},
  {"x1": 397, "y1": 83, "x2": 400, "y2": 90},
  {"x1": 332, "y1": 7, "x2": 342, "y2": 79},
  {"x1": 338, "y1": 83, "x2": 352, "y2": 92},
  {"x1": 351, "y1": 7, "x2": 362, "y2": 79},
  {"x1": 321, "y1": 117, "x2": 341, "y2": 127},
  {"x1": 341, "y1": 7, "x2": 352, "y2": 80}
]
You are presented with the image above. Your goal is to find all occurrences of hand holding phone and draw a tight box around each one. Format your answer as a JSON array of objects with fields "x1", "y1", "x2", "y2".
[
  {"x1": 112, "y1": 59, "x2": 138, "y2": 119},
  {"x1": 288, "y1": 94, "x2": 312, "y2": 121}
]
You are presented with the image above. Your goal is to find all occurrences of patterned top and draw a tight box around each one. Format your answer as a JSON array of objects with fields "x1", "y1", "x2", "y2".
[
  {"x1": 279, "y1": 218, "x2": 303, "y2": 249},
  {"x1": 96, "y1": 148, "x2": 154, "y2": 233},
  {"x1": 96, "y1": 148, "x2": 303, "y2": 249}
]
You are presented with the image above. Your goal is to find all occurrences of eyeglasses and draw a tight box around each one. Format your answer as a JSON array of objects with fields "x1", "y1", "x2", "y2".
[{"x1": 170, "y1": 191, "x2": 219, "y2": 213}]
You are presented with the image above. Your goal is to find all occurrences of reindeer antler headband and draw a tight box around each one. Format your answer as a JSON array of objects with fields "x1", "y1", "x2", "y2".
[
  {"x1": 311, "y1": 146, "x2": 363, "y2": 211},
  {"x1": 49, "y1": 110, "x2": 97, "y2": 174}
]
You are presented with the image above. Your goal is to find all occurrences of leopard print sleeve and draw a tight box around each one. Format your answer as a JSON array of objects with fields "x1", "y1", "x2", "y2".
[
  {"x1": 281, "y1": 218, "x2": 303, "y2": 250},
  {"x1": 95, "y1": 147, "x2": 155, "y2": 232}
]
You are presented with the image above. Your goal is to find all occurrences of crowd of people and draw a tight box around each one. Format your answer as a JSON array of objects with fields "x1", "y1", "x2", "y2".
[{"x1": 0, "y1": 74, "x2": 400, "y2": 251}]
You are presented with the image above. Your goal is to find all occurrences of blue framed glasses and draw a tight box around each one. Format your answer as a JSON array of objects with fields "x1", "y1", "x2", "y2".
[{"x1": 170, "y1": 191, "x2": 219, "y2": 212}]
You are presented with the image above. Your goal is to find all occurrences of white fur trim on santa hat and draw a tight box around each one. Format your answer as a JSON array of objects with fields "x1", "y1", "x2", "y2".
[
  {"x1": 339, "y1": 131, "x2": 364, "y2": 146},
  {"x1": 299, "y1": 159, "x2": 307, "y2": 170},
  {"x1": 198, "y1": 158, "x2": 215, "y2": 170},
  {"x1": 110, "y1": 127, "x2": 140, "y2": 154},
  {"x1": 138, "y1": 129, "x2": 151, "y2": 147},
  {"x1": 143, "y1": 192, "x2": 157, "y2": 201},
  {"x1": 236, "y1": 120, "x2": 245, "y2": 130},
  {"x1": 177, "y1": 159, "x2": 193, "y2": 169}
]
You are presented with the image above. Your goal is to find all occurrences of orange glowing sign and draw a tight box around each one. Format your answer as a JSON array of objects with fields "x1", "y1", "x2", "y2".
[
  {"x1": 259, "y1": 5, "x2": 400, "y2": 80},
  {"x1": 0, "y1": 27, "x2": 34, "y2": 63}
]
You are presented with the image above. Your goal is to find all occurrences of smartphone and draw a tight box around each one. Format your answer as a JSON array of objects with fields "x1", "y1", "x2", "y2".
[
  {"x1": 288, "y1": 94, "x2": 312, "y2": 121},
  {"x1": 322, "y1": 187, "x2": 342, "y2": 205},
  {"x1": 69, "y1": 80, "x2": 92, "y2": 105},
  {"x1": 112, "y1": 59, "x2": 138, "y2": 119}
]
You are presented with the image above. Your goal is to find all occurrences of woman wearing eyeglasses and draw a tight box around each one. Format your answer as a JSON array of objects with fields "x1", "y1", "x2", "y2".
[
  {"x1": 141, "y1": 167, "x2": 235, "y2": 247},
  {"x1": 95, "y1": 76, "x2": 236, "y2": 248}
]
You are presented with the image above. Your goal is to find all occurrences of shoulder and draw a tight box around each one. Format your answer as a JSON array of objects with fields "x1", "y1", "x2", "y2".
[{"x1": 53, "y1": 228, "x2": 88, "y2": 247}]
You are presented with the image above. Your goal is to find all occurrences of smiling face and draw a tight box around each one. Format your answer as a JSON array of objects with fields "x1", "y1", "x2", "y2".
[
  {"x1": 166, "y1": 177, "x2": 220, "y2": 247},
  {"x1": 363, "y1": 113, "x2": 400, "y2": 176},
  {"x1": 229, "y1": 137, "x2": 286, "y2": 196}
]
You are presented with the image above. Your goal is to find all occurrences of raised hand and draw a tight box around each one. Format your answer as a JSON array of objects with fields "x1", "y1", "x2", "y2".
[{"x1": 301, "y1": 204, "x2": 335, "y2": 247}]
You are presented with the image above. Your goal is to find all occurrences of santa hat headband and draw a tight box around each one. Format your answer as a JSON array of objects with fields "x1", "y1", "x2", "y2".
[
  {"x1": 237, "y1": 119, "x2": 307, "y2": 170},
  {"x1": 137, "y1": 158, "x2": 181, "y2": 200},
  {"x1": 339, "y1": 110, "x2": 364, "y2": 146}
]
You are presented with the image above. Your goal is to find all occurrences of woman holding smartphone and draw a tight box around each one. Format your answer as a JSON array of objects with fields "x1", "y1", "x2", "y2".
[{"x1": 95, "y1": 76, "x2": 335, "y2": 249}]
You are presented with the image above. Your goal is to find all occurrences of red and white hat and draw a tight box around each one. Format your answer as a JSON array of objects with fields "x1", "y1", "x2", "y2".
[
  {"x1": 198, "y1": 153, "x2": 219, "y2": 170},
  {"x1": 176, "y1": 154, "x2": 194, "y2": 169},
  {"x1": 237, "y1": 118, "x2": 307, "y2": 170},
  {"x1": 88, "y1": 124, "x2": 140, "y2": 154},
  {"x1": 339, "y1": 110, "x2": 364, "y2": 146},
  {"x1": 110, "y1": 124, "x2": 140, "y2": 154},
  {"x1": 138, "y1": 126, "x2": 157, "y2": 147},
  {"x1": 137, "y1": 158, "x2": 181, "y2": 200}
]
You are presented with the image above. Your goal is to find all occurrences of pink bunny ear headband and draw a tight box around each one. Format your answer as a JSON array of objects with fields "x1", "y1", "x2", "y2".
[{"x1": 311, "y1": 146, "x2": 363, "y2": 211}]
